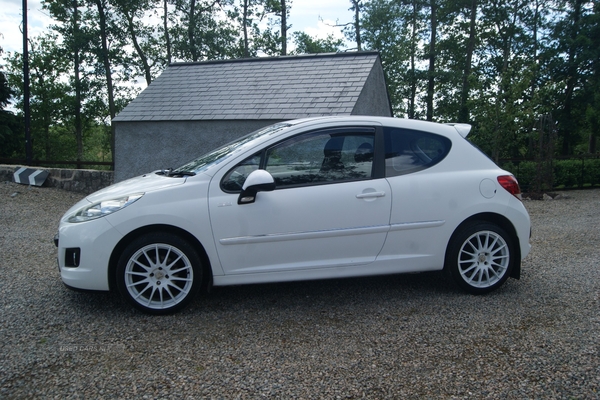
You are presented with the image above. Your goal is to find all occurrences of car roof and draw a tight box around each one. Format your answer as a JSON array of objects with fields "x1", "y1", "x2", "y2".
[{"x1": 285, "y1": 116, "x2": 471, "y2": 138}]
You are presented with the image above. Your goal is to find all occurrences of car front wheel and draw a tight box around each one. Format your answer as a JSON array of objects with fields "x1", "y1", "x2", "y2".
[
  {"x1": 446, "y1": 222, "x2": 514, "y2": 294},
  {"x1": 116, "y1": 232, "x2": 202, "y2": 314}
]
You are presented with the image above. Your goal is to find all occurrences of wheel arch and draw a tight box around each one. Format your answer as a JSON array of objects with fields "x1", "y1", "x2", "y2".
[
  {"x1": 108, "y1": 224, "x2": 213, "y2": 292},
  {"x1": 445, "y1": 212, "x2": 521, "y2": 279}
]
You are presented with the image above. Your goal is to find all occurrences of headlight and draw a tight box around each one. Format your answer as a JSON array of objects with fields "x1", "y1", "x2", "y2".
[{"x1": 67, "y1": 193, "x2": 144, "y2": 223}]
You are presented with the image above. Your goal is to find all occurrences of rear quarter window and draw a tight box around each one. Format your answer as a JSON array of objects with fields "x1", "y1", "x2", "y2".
[{"x1": 384, "y1": 127, "x2": 451, "y2": 177}]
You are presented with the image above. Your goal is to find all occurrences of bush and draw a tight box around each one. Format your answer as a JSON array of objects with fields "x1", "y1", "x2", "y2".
[
  {"x1": 583, "y1": 159, "x2": 600, "y2": 186},
  {"x1": 554, "y1": 159, "x2": 582, "y2": 188},
  {"x1": 500, "y1": 157, "x2": 600, "y2": 191}
]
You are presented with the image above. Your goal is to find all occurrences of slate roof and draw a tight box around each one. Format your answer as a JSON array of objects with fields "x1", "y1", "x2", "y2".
[{"x1": 113, "y1": 52, "x2": 385, "y2": 122}]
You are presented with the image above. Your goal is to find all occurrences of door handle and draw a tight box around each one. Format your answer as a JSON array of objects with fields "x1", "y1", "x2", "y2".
[{"x1": 356, "y1": 191, "x2": 386, "y2": 199}]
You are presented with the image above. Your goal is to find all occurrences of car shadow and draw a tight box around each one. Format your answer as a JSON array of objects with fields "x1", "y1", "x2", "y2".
[
  {"x1": 196, "y1": 271, "x2": 457, "y2": 312},
  {"x1": 57, "y1": 271, "x2": 459, "y2": 318}
]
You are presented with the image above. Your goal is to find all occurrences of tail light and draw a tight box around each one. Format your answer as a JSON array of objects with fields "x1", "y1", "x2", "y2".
[{"x1": 497, "y1": 175, "x2": 522, "y2": 200}]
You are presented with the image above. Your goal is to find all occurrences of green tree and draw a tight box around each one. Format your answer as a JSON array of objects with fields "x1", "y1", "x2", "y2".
[
  {"x1": 238, "y1": 0, "x2": 257, "y2": 57},
  {"x1": 458, "y1": 0, "x2": 478, "y2": 123},
  {"x1": 5, "y1": 35, "x2": 72, "y2": 160},
  {"x1": 44, "y1": 0, "x2": 91, "y2": 163},
  {"x1": 546, "y1": 0, "x2": 599, "y2": 155},
  {"x1": 359, "y1": 0, "x2": 564, "y2": 162},
  {"x1": 583, "y1": 1, "x2": 600, "y2": 153},
  {"x1": 432, "y1": 0, "x2": 480, "y2": 123},
  {"x1": 4, "y1": 0, "x2": 598, "y2": 169},
  {"x1": 89, "y1": 0, "x2": 118, "y2": 158},
  {"x1": 0, "y1": 46, "x2": 22, "y2": 158},
  {"x1": 113, "y1": 0, "x2": 164, "y2": 85},
  {"x1": 550, "y1": 0, "x2": 585, "y2": 155},
  {"x1": 361, "y1": 0, "x2": 426, "y2": 118},
  {"x1": 425, "y1": 0, "x2": 438, "y2": 121},
  {"x1": 467, "y1": 0, "x2": 543, "y2": 160},
  {"x1": 169, "y1": 0, "x2": 239, "y2": 61},
  {"x1": 230, "y1": 0, "x2": 288, "y2": 57},
  {"x1": 291, "y1": 32, "x2": 343, "y2": 54},
  {"x1": 255, "y1": 0, "x2": 291, "y2": 56}
]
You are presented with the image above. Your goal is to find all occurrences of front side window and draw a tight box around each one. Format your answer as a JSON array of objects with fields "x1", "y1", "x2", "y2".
[
  {"x1": 221, "y1": 128, "x2": 375, "y2": 192},
  {"x1": 384, "y1": 127, "x2": 451, "y2": 177},
  {"x1": 221, "y1": 152, "x2": 261, "y2": 192},
  {"x1": 265, "y1": 131, "x2": 375, "y2": 188}
]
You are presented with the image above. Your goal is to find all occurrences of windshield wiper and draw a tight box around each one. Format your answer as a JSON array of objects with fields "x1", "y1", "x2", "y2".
[
  {"x1": 155, "y1": 168, "x2": 195, "y2": 177},
  {"x1": 155, "y1": 168, "x2": 172, "y2": 176},
  {"x1": 167, "y1": 170, "x2": 196, "y2": 177}
]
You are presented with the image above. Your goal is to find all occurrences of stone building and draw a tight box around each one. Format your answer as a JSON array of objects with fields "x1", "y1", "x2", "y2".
[{"x1": 113, "y1": 51, "x2": 392, "y2": 182}]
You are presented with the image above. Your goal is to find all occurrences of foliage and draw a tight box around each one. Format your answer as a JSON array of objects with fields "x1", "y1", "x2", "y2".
[
  {"x1": 2, "y1": 0, "x2": 599, "y2": 171},
  {"x1": 0, "y1": 56, "x2": 13, "y2": 109},
  {"x1": 291, "y1": 32, "x2": 343, "y2": 54},
  {"x1": 501, "y1": 158, "x2": 600, "y2": 191},
  {"x1": 4, "y1": 30, "x2": 126, "y2": 163},
  {"x1": 0, "y1": 46, "x2": 23, "y2": 158},
  {"x1": 360, "y1": 0, "x2": 599, "y2": 161}
]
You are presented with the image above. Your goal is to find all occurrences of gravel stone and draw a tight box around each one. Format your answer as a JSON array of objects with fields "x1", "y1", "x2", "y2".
[{"x1": 0, "y1": 181, "x2": 598, "y2": 398}]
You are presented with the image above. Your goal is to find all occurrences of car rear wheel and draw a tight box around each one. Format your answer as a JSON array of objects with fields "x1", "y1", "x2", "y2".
[
  {"x1": 446, "y1": 221, "x2": 514, "y2": 294},
  {"x1": 116, "y1": 232, "x2": 202, "y2": 314}
]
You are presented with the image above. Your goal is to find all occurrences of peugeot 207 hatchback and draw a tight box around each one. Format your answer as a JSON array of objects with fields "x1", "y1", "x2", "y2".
[{"x1": 55, "y1": 116, "x2": 531, "y2": 314}]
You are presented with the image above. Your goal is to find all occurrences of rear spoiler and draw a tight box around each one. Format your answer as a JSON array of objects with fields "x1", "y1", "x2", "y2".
[{"x1": 445, "y1": 123, "x2": 472, "y2": 138}]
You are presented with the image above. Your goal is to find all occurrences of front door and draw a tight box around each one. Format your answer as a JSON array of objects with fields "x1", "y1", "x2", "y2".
[{"x1": 208, "y1": 128, "x2": 392, "y2": 276}]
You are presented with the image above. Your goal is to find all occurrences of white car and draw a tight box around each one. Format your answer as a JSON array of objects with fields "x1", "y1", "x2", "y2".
[{"x1": 55, "y1": 116, "x2": 531, "y2": 314}]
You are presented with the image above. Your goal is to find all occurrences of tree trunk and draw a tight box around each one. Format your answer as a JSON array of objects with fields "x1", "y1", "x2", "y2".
[
  {"x1": 38, "y1": 74, "x2": 52, "y2": 159},
  {"x1": 242, "y1": 0, "x2": 249, "y2": 57},
  {"x1": 492, "y1": 3, "x2": 519, "y2": 162},
  {"x1": 73, "y1": 0, "x2": 83, "y2": 166},
  {"x1": 408, "y1": 0, "x2": 418, "y2": 119},
  {"x1": 281, "y1": 0, "x2": 287, "y2": 55},
  {"x1": 164, "y1": 0, "x2": 172, "y2": 64},
  {"x1": 589, "y1": 124, "x2": 597, "y2": 153},
  {"x1": 589, "y1": 54, "x2": 599, "y2": 154},
  {"x1": 426, "y1": 0, "x2": 437, "y2": 121},
  {"x1": 125, "y1": 11, "x2": 152, "y2": 85},
  {"x1": 94, "y1": 0, "x2": 117, "y2": 158},
  {"x1": 458, "y1": 0, "x2": 477, "y2": 123},
  {"x1": 529, "y1": 0, "x2": 540, "y2": 101},
  {"x1": 189, "y1": 0, "x2": 198, "y2": 61},
  {"x1": 353, "y1": 0, "x2": 361, "y2": 51},
  {"x1": 561, "y1": 0, "x2": 583, "y2": 155}
]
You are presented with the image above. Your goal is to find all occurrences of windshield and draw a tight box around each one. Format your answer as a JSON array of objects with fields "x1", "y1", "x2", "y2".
[{"x1": 172, "y1": 123, "x2": 291, "y2": 174}]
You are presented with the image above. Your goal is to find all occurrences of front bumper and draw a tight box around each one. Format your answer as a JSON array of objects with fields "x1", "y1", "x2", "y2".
[{"x1": 55, "y1": 217, "x2": 122, "y2": 291}]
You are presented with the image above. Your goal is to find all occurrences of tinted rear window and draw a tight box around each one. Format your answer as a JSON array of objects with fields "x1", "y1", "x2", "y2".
[{"x1": 384, "y1": 127, "x2": 451, "y2": 177}]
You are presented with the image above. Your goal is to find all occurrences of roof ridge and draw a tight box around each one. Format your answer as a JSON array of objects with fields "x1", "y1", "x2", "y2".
[{"x1": 169, "y1": 51, "x2": 380, "y2": 67}]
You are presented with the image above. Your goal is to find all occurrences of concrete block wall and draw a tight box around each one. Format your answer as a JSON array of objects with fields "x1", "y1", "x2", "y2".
[{"x1": 1, "y1": 165, "x2": 113, "y2": 194}]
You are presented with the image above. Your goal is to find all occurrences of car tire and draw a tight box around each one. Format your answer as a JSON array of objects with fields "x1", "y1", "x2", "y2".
[
  {"x1": 446, "y1": 221, "x2": 515, "y2": 294},
  {"x1": 116, "y1": 232, "x2": 202, "y2": 314}
]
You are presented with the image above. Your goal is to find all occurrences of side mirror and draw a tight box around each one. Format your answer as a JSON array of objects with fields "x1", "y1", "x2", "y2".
[{"x1": 238, "y1": 169, "x2": 276, "y2": 204}]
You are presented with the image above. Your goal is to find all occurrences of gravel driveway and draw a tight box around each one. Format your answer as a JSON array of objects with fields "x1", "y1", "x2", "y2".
[{"x1": 1, "y1": 181, "x2": 598, "y2": 399}]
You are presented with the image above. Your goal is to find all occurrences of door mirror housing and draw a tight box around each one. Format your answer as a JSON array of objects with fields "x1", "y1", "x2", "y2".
[{"x1": 238, "y1": 170, "x2": 276, "y2": 204}]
